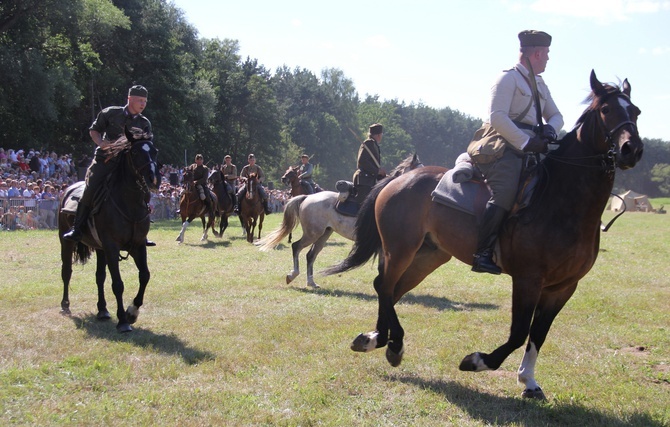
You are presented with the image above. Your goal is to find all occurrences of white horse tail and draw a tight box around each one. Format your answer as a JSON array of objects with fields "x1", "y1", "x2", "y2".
[{"x1": 256, "y1": 194, "x2": 308, "y2": 251}]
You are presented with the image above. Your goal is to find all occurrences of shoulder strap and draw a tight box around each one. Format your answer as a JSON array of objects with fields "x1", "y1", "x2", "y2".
[
  {"x1": 362, "y1": 142, "x2": 381, "y2": 169},
  {"x1": 522, "y1": 58, "x2": 544, "y2": 132}
]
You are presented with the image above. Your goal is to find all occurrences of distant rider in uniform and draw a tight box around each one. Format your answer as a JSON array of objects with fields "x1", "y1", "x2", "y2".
[
  {"x1": 221, "y1": 154, "x2": 238, "y2": 208},
  {"x1": 235, "y1": 153, "x2": 272, "y2": 215},
  {"x1": 185, "y1": 154, "x2": 215, "y2": 219},
  {"x1": 352, "y1": 123, "x2": 386, "y2": 203},
  {"x1": 298, "y1": 154, "x2": 315, "y2": 194}
]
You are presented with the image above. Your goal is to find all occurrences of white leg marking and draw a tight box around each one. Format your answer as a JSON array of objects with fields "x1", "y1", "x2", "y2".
[{"x1": 518, "y1": 341, "x2": 540, "y2": 391}]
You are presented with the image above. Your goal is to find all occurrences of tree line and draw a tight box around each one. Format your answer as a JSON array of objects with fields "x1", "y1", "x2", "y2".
[{"x1": 1, "y1": 0, "x2": 669, "y2": 194}]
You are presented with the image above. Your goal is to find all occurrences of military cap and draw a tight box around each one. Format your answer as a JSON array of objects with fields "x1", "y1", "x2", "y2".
[
  {"x1": 518, "y1": 30, "x2": 551, "y2": 47},
  {"x1": 224, "y1": 154, "x2": 231, "y2": 159},
  {"x1": 369, "y1": 123, "x2": 383, "y2": 135},
  {"x1": 248, "y1": 153, "x2": 255, "y2": 159},
  {"x1": 128, "y1": 85, "x2": 148, "y2": 97},
  {"x1": 195, "y1": 154, "x2": 203, "y2": 160},
  {"x1": 301, "y1": 154, "x2": 309, "y2": 158}
]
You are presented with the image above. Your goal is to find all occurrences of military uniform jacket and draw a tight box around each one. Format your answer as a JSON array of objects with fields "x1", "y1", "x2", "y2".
[
  {"x1": 357, "y1": 138, "x2": 381, "y2": 176},
  {"x1": 221, "y1": 163, "x2": 238, "y2": 183},
  {"x1": 240, "y1": 164, "x2": 264, "y2": 182},
  {"x1": 298, "y1": 162, "x2": 314, "y2": 183},
  {"x1": 488, "y1": 63, "x2": 563, "y2": 150},
  {"x1": 89, "y1": 105, "x2": 152, "y2": 142},
  {"x1": 187, "y1": 163, "x2": 209, "y2": 186}
]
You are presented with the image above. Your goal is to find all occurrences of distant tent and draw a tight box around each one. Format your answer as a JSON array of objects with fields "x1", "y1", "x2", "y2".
[{"x1": 611, "y1": 190, "x2": 653, "y2": 212}]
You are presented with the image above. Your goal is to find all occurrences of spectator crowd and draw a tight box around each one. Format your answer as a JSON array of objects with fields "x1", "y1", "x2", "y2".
[{"x1": 1, "y1": 147, "x2": 289, "y2": 231}]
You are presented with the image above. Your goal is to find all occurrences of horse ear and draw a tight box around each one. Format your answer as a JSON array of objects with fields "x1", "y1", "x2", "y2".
[
  {"x1": 590, "y1": 69, "x2": 606, "y2": 96},
  {"x1": 622, "y1": 78, "x2": 631, "y2": 97}
]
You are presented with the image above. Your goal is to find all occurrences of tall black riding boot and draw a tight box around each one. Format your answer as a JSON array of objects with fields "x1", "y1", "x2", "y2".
[
  {"x1": 472, "y1": 202, "x2": 508, "y2": 275},
  {"x1": 263, "y1": 199, "x2": 272, "y2": 215},
  {"x1": 63, "y1": 204, "x2": 92, "y2": 242}
]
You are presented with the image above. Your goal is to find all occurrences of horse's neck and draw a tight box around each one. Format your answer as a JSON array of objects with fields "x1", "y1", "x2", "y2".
[
  {"x1": 112, "y1": 156, "x2": 149, "y2": 209},
  {"x1": 538, "y1": 131, "x2": 614, "y2": 222}
]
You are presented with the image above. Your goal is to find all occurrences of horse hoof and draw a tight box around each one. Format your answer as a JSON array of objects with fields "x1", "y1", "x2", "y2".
[
  {"x1": 60, "y1": 308, "x2": 71, "y2": 316},
  {"x1": 117, "y1": 323, "x2": 133, "y2": 333},
  {"x1": 351, "y1": 331, "x2": 379, "y2": 352},
  {"x1": 385, "y1": 343, "x2": 404, "y2": 367},
  {"x1": 97, "y1": 311, "x2": 111, "y2": 320},
  {"x1": 459, "y1": 352, "x2": 488, "y2": 372},
  {"x1": 308, "y1": 282, "x2": 320, "y2": 289},
  {"x1": 126, "y1": 305, "x2": 139, "y2": 324},
  {"x1": 286, "y1": 273, "x2": 297, "y2": 284},
  {"x1": 521, "y1": 387, "x2": 547, "y2": 400}
]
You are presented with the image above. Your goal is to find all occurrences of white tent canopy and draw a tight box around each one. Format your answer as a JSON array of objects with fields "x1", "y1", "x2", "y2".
[{"x1": 611, "y1": 190, "x2": 653, "y2": 212}]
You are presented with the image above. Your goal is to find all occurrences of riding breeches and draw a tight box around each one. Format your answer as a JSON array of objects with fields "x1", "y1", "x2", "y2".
[{"x1": 474, "y1": 148, "x2": 523, "y2": 211}]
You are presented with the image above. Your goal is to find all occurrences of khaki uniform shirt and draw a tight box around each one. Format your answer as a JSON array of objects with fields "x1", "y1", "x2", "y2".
[
  {"x1": 488, "y1": 63, "x2": 563, "y2": 150},
  {"x1": 221, "y1": 163, "x2": 237, "y2": 184},
  {"x1": 240, "y1": 164, "x2": 264, "y2": 182}
]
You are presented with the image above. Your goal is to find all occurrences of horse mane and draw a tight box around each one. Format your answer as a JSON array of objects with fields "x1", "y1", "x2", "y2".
[{"x1": 572, "y1": 81, "x2": 624, "y2": 131}]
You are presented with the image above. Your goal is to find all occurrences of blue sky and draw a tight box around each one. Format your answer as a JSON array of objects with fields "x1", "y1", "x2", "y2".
[{"x1": 172, "y1": 0, "x2": 670, "y2": 140}]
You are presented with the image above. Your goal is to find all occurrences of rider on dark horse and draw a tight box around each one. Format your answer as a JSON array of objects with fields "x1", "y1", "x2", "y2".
[
  {"x1": 352, "y1": 123, "x2": 387, "y2": 203},
  {"x1": 63, "y1": 84, "x2": 156, "y2": 246},
  {"x1": 234, "y1": 153, "x2": 272, "y2": 215},
  {"x1": 467, "y1": 30, "x2": 563, "y2": 275},
  {"x1": 221, "y1": 154, "x2": 238, "y2": 208},
  {"x1": 186, "y1": 154, "x2": 215, "y2": 219},
  {"x1": 298, "y1": 154, "x2": 315, "y2": 194}
]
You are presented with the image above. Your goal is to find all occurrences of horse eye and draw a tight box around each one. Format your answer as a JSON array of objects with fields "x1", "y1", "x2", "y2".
[{"x1": 601, "y1": 106, "x2": 610, "y2": 114}]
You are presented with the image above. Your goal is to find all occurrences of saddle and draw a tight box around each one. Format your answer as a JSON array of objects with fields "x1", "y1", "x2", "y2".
[
  {"x1": 431, "y1": 153, "x2": 541, "y2": 221},
  {"x1": 334, "y1": 180, "x2": 359, "y2": 217}
]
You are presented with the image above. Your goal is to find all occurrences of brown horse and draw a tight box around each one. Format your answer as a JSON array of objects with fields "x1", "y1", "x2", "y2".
[
  {"x1": 239, "y1": 172, "x2": 264, "y2": 243},
  {"x1": 324, "y1": 71, "x2": 643, "y2": 399},
  {"x1": 59, "y1": 128, "x2": 160, "y2": 332},
  {"x1": 207, "y1": 168, "x2": 235, "y2": 238},
  {"x1": 281, "y1": 166, "x2": 321, "y2": 197},
  {"x1": 175, "y1": 169, "x2": 218, "y2": 243}
]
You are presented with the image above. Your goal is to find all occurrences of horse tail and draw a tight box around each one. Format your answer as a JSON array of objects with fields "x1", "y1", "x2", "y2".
[
  {"x1": 323, "y1": 180, "x2": 389, "y2": 275},
  {"x1": 256, "y1": 194, "x2": 307, "y2": 251},
  {"x1": 73, "y1": 242, "x2": 93, "y2": 264}
]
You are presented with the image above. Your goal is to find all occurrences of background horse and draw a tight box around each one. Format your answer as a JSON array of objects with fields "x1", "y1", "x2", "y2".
[
  {"x1": 281, "y1": 166, "x2": 321, "y2": 197},
  {"x1": 324, "y1": 71, "x2": 643, "y2": 399},
  {"x1": 208, "y1": 168, "x2": 235, "y2": 238},
  {"x1": 258, "y1": 154, "x2": 422, "y2": 288},
  {"x1": 59, "y1": 128, "x2": 160, "y2": 332},
  {"x1": 239, "y1": 172, "x2": 264, "y2": 243},
  {"x1": 175, "y1": 169, "x2": 218, "y2": 243}
]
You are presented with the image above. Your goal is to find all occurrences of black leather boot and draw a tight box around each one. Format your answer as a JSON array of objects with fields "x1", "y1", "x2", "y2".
[
  {"x1": 472, "y1": 202, "x2": 508, "y2": 275},
  {"x1": 263, "y1": 199, "x2": 272, "y2": 215},
  {"x1": 63, "y1": 204, "x2": 91, "y2": 242}
]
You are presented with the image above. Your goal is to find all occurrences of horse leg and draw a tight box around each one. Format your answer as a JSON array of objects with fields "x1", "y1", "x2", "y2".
[
  {"x1": 104, "y1": 248, "x2": 131, "y2": 333},
  {"x1": 176, "y1": 219, "x2": 190, "y2": 243},
  {"x1": 200, "y1": 215, "x2": 208, "y2": 241},
  {"x1": 94, "y1": 249, "x2": 111, "y2": 320},
  {"x1": 126, "y1": 246, "x2": 151, "y2": 325},
  {"x1": 257, "y1": 213, "x2": 264, "y2": 241},
  {"x1": 517, "y1": 282, "x2": 578, "y2": 400},
  {"x1": 459, "y1": 276, "x2": 543, "y2": 373},
  {"x1": 60, "y1": 240, "x2": 75, "y2": 315},
  {"x1": 305, "y1": 229, "x2": 333, "y2": 288}
]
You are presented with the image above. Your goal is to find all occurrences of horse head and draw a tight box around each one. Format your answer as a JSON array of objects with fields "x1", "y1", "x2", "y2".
[
  {"x1": 208, "y1": 168, "x2": 222, "y2": 185},
  {"x1": 125, "y1": 127, "x2": 159, "y2": 190},
  {"x1": 281, "y1": 166, "x2": 299, "y2": 186},
  {"x1": 577, "y1": 70, "x2": 643, "y2": 170},
  {"x1": 246, "y1": 172, "x2": 258, "y2": 199}
]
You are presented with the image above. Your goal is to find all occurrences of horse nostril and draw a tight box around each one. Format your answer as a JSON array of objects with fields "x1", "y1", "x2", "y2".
[{"x1": 620, "y1": 141, "x2": 632, "y2": 157}]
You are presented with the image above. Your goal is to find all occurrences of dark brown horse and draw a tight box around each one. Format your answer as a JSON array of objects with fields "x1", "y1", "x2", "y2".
[
  {"x1": 175, "y1": 169, "x2": 218, "y2": 243},
  {"x1": 281, "y1": 166, "x2": 321, "y2": 197},
  {"x1": 239, "y1": 172, "x2": 265, "y2": 243},
  {"x1": 207, "y1": 168, "x2": 235, "y2": 238},
  {"x1": 325, "y1": 71, "x2": 643, "y2": 399},
  {"x1": 59, "y1": 128, "x2": 160, "y2": 332}
]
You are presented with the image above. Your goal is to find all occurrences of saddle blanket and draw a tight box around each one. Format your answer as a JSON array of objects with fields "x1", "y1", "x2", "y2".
[
  {"x1": 431, "y1": 169, "x2": 490, "y2": 217},
  {"x1": 61, "y1": 182, "x2": 85, "y2": 214}
]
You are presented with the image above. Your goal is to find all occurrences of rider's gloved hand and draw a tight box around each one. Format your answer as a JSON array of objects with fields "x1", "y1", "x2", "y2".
[{"x1": 523, "y1": 136, "x2": 549, "y2": 154}]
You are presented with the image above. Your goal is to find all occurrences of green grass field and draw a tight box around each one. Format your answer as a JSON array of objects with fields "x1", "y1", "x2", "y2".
[{"x1": 1, "y1": 207, "x2": 668, "y2": 426}]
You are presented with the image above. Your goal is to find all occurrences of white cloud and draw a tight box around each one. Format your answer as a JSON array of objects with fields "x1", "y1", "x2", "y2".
[
  {"x1": 527, "y1": 0, "x2": 667, "y2": 23},
  {"x1": 291, "y1": 19, "x2": 302, "y2": 27}
]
